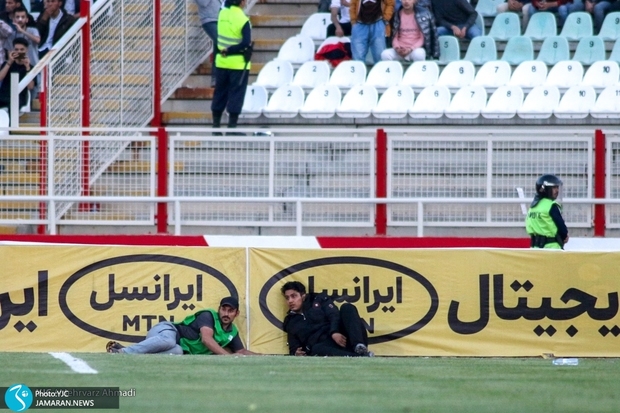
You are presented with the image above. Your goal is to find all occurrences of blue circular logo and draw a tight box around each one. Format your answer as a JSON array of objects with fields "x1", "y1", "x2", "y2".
[{"x1": 4, "y1": 384, "x2": 33, "y2": 412}]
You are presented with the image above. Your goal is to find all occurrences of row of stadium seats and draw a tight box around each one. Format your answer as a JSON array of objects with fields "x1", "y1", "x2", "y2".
[
  {"x1": 299, "y1": 11, "x2": 620, "y2": 44},
  {"x1": 254, "y1": 59, "x2": 620, "y2": 95},
  {"x1": 240, "y1": 83, "x2": 620, "y2": 120},
  {"x1": 278, "y1": 32, "x2": 620, "y2": 68}
]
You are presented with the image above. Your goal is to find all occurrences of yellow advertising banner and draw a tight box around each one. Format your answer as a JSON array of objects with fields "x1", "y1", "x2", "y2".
[
  {"x1": 0, "y1": 246, "x2": 247, "y2": 352},
  {"x1": 249, "y1": 248, "x2": 620, "y2": 356}
]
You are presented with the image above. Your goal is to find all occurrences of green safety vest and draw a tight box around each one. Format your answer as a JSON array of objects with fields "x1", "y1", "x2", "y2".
[
  {"x1": 216, "y1": 6, "x2": 251, "y2": 70},
  {"x1": 525, "y1": 198, "x2": 562, "y2": 249},
  {"x1": 175, "y1": 309, "x2": 239, "y2": 354}
]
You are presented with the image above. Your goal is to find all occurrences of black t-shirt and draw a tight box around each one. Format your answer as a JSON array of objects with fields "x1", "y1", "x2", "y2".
[
  {"x1": 175, "y1": 311, "x2": 244, "y2": 352},
  {"x1": 0, "y1": 61, "x2": 30, "y2": 107}
]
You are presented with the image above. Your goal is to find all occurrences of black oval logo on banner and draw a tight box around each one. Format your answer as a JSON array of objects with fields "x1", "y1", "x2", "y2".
[
  {"x1": 59, "y1": 254, "x2": 238, "y2": 342},
  {"x1": 259, "y1": 256, "x2": 438, "y2": 344}
]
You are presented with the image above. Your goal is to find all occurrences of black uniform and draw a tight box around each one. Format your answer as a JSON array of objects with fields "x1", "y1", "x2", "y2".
[{"x1": 282, "y1": 292, "x2": 369, "y2": 357}]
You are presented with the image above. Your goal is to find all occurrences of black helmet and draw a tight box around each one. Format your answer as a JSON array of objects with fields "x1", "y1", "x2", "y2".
[{"x1": 535, "y1": 174, "x2": 563, "y2": 199}]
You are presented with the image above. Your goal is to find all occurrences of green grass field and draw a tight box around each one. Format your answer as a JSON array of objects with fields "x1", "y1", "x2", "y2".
[{"x1": 1, "y1": 353, "x2": 618, "y2": 413}]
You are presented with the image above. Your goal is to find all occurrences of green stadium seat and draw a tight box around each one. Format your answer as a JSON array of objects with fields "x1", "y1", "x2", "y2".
[
  {"x1": 559, "y1": 12, "x2": 593, "y2": 41},
  {"x1": 464, "y1": 36, "x2": 497, "y2": 65},
  {"x1": 501, "y1": 36, "x2": 534, "y2": 65},
  {"x1": 572, "y1": 36, "x2": 606, "y2": 65},
  {"x1": 536, "y1": 36, "x2": 570, "y2": 65},
  {"x1": 599, "y1": 12, "x2": 620, "y2": 40},
  {"x1": 438, "y1": 35, "x2": 460, "y2": 64},
  {"x1": 524, "y1": 12, "x2": 557, "y2": 40},
  {"x1": 489, "y1": 12, "x2": 522, "y2": 41}
]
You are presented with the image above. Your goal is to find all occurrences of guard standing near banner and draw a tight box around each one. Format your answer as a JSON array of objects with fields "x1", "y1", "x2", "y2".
[
  {"x1": 211, "y1": 0, "x2": 252, "y2": 133},
  {"x1": 526, "y1": 174, "x2": 569, "y2": 249}
]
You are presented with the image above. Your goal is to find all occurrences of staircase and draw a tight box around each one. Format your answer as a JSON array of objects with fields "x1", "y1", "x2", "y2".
[{"x1": 162, "y1": 0, "x2": 318, "y2": 126}]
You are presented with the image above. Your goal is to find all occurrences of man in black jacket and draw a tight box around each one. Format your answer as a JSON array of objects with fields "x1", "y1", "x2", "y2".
[
  {"x1": 281, "y1": 281, "x2": 374, "y2": 357},
  {"x1": 36, "y1": 0, "x2": 76, "y2": 58}
]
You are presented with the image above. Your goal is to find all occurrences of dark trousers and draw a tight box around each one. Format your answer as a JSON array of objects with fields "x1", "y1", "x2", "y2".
[
  {"x1": 311, "y1": 303, "x2": 369, "y2": 357},
  {"x1": 211, "y1": 67, "x2": 249, "y2": 115},
  {"x1": 326, "y1": 22, "x2": 352, "y2": 37}
]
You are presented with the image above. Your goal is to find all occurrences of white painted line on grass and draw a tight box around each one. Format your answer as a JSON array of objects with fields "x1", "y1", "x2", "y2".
[{"x1": 49, "y1": 352, "x2": 98, "y2": 374}]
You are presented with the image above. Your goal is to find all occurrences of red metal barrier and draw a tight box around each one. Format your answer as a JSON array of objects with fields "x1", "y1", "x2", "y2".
[{"x1": 594, "y1": 129, "x2": 606, "y2": 237}]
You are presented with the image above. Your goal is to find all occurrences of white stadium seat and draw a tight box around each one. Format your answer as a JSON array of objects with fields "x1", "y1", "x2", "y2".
[
  {"x1": 253, "y1": 60, "x2": 294, "y2": 92},
  {"x1": 240, "y1": 85, "x2": 268, "y2": 118},
  {"x1": 0, "y1": 109, "x2": 8, "y2": 135},
  {"x1": 507, "y1": 60, "x2": 548, "y2": 92},
  {"x1": 372, "y1": 85, "x2": 414, "y2": 119},
  {"x1": 336, "y1": 84, "x2": 378, "y2": 118},
  {"x1": 328, "y1": 60, "x2": 367, "y2": 91},
  {"x1": 277, "y1": 35, "x2": 315, "y2": 66},
  {"x1": 292, "y1": 60, "x2": 331, "y2": 91},
  {"x1": 553, "y1": 85, "x2": 596, "y2": 119},
  {"x1": 300, "y1": 13, "x2": 331, "y2": 42},
  {"x1": 401, "y1": 61, "x2": 439, "y2": 92},
  {"x1": 445, "y1": 85, "x2": 488, "y2": 119},
  {"x1": 436, "y1": 60, "x2": 475, "y2": 92},
  {"x1": 517, "y1": 85, "x2": 560, "y2": 119},
  {"x1": 262, "y1": 85, "x2": 305, "y2": 118},
  {"x1": 365, "y1": 61, "x2": 403, "y2": 92},
  {"x1": 409, "y1": 85, "x2": 451, "y2": 119},
  {"x1": 299, "y1": 84, "x2": 342, "y2": 118},
  {"x1": 481, "y1": 85, "x2": 524, "y2": 119},
  {"x1": 581, "y1": 60, "x2": 620, "y2": 92},
  {"x1": 545, "y1": 60, "x2": 584, "y2": 92},
  {"x1": 472, "y1": 60, "x2": 512, "y2": 92},
  {"x1": 590, "y1": 85, "x2": 620, "y2": 119}
]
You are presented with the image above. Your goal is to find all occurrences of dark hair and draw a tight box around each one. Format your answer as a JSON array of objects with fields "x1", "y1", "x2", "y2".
[
  {"x1": 226, "y1": 0, "x2": 243, "y2": 6},
  {"x1": 13, "y1": 6, "x2": 28, "y2": 14},
  {"x1": 281, "y1": 281, "x2": 306, "y2": 295},
  {"x1": 12, "y1": 37, "x2": 28, "y2": 48}
]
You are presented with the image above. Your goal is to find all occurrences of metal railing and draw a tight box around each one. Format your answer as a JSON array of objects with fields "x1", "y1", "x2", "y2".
[{"x1": 0, "y1": 126, "x2": 617, "y2": 235}]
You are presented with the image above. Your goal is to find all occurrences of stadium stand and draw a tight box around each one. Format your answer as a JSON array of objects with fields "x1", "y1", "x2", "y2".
[
  {"x1": 372, "y1": 85, "x2": 414, "y2": 119},
  {"x1": 299, "y1": 84, "x2": 342, "y2": 118},
  {"x1": 328, "y1": 60, "x2": 367, "y2": 91},
  {"x1": 240, "y1": 85, "x2": 268, "y2": 118},
  {"x1": 463, "y1": 36, "x2": 498, "y2": 65},
  {"x1": 481, "y1": 85, "x2": 524, "y2": 119},
  {"x1": 581, "y1": 60, "x2": 620, "y2": 91},
  {"x1": 553, "y1": 85, "x2": 597, "y2": 119},
  {"x1": 262, "y1": 85, "x2": 305, "y2": 118},
  {"x1": 444, "y1": 85, "x2": 488, "y2": 119},
  {"x1": 598, "y1": 12, "x2": 620, "y2": 40},
  {"x1": 336, "y1": 84, "x2": 378, "y2": 118},
  {"x1": 559, "y1": 12, "x2": 593, "y2": 41},
  {"x1": 488, "y1": 12, "x2": 521, "y2": 40},
  {"x1": 408, "y1": 85, "x2": 451, "y2": 119},
  {"x1": 365, "y1": 61, "x2": 403, "y2": 92},
  {"x1": 545, "y1": 60, "x2": 584, "y2": 92},
  {"x1": 292, "y1": 60, "x2": 331, "y2": 91},
  {"x1": 536, "y1": 35, "x2": 570, "y2": 65},
  {"x1": 253, "y1": 60, "x2": 295, "y2": 92},
  {"x1": 472, "y1": 60, "x2": 512, "y2": 91},
  {"x1": 516, "y1": 84, "x2": 560, "y2": 119},
  {"x1": 500, "y1": 35, "x2": 534, "y2": 65},
  {"x1": 437, "y1": 35, "x2": 461, "y2": 64},
  {"x1": 524, "y1": 12, "x2": 557, "y2": 40},
  {"x1": 300, "y1": 12, "x2": 330, "y2": 43},
  {"x1": 401, "y1": 61, "x2": 440, "y2": 92},
  {"x1": 436, "y1": 60, "x2": 476, "y2": 92}
]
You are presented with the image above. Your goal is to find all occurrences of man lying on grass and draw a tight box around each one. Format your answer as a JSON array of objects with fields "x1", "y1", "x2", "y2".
[{"x1": 106, "y1": 296, "x2": 258, "y2": 355}]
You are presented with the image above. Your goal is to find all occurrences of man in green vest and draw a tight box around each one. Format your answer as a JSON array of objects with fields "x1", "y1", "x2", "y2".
[
  {"x1": 106, "y1": 296, "x2": 258, "y2": 355},
  {"x1": 211, "y1": 0, "x2": 252, "y2": 133},
  {"x1": 526, "y1": 174, "x2": 569, "y2": 249}
]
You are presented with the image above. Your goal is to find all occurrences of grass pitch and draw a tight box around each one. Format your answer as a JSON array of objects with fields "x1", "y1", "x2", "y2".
[{"x1": 0, "y1": 353, "x2": 618, "y2": 413}]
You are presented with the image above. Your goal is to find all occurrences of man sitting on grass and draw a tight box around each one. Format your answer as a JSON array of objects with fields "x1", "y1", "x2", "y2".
[
  {"x1": 281, "y1": 281, "x2": 374, "y2": 357},
  {"x1": 106, "y1": 296, "x2": 259, "y2": 355}
]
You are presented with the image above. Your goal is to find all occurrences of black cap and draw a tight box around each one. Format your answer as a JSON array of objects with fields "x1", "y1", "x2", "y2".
[{"x1": 219, "y1": 296, "x2": 239, "y2": 310}]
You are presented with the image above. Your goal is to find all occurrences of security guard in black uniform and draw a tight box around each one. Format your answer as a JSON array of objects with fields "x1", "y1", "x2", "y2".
[
  {"x1": 211, "y1": 0, "x2": 252, "y2": 132},
  {"x1": 525, "y1": 174, "x2": 569, "y2": 249}
]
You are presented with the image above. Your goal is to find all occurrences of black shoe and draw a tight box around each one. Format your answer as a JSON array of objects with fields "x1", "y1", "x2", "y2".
[
  {"x1": 354, "y1": 343, "x2": 373, "y2": 357},
  {"x1": 106, "y1": 341, "x2": 125, "y2": 353}
]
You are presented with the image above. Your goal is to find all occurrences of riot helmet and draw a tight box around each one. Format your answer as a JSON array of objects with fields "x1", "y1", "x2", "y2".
[{"x1": 535, "y1": 174, "x2": 563, "y2": 200}]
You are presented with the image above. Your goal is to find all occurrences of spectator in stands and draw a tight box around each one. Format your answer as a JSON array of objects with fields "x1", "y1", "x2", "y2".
[
  {"x1": 1, "y1": 0, "x2": 37, "y2": 29},
  {"x1": 528, "y1": 0, "x2": 581, "y2": 28},
  {"x1": 327, "y1": 0, "x2": 352, "y2": 37},
  {"x1": 0, "y1": 18, "x2": 12, "y2": 65},
  {"x1": 31, "y1": 0, "x2": 43, "y2": 13},
  {"x1": 319, "y1": 0, "x2": 331, "y2": 12},
  {"x1": 211, "y1": 0, "x2": 252, "y2": 132},
  {"x1": 584, "y1": 0, "x2": 616, "y2": 32},
  {"x1": 0, "y1": 37, "x2": 35, "y2": 111},
  {"x1": 605, "y1": 0, "x2": 620, "y2": 16},
  {"x1": 496, "y1": 0, "x2": 533, "y2": 28},
  {"x1": 349, "y1": 0, "x2": 395, "y2": 64},
  {"x1": 36, "y1": 0, "x2": 77, "y2": 58},
  {"x1": 195, "y1": 0, "x2": 222, "y2": 87},
  {"x1": 381, "y1": 0, "x2": 438, "y2": 62},
  {"x1": 5, "y1": 7, "x2": 39, "y2": 67},
  {"x1": 62, "y1": 0, "x2": 81, "y2": 18},
  {"x1": 431, "y1": 0, "x2": 481, "y2": 39}
]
